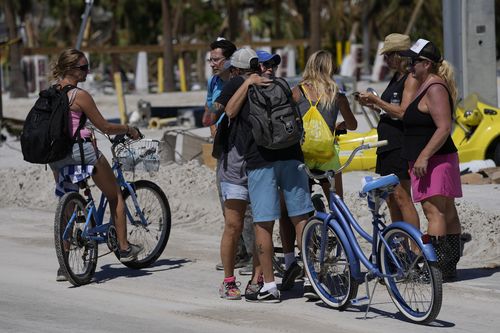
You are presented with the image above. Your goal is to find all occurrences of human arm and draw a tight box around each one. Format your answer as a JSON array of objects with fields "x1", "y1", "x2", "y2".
[
  {"x1": 412, "y1": 84, "x2": 453, "y2": 177},
  {"x1": 224, "y1": 74, "x2": 271, "y2": 119},
  {"x1": 358, "y1": 75, "x2": 419, "y2": 119},
  {"x1": 336, "y1": 94, "x2": 357, "y2": 131},
  {"x1": 74, "y1": 89, "x2": 140, "y2": 139}
]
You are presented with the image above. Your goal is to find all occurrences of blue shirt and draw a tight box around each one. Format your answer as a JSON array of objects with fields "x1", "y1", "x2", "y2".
[{"x1": 206, "y1": 76, "x2": 225, "y2": 111}]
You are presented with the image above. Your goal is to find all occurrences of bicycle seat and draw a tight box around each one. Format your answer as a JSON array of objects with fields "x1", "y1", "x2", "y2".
[{"x1": 360, "y1": 174, "x2": 399, "y2": 193}]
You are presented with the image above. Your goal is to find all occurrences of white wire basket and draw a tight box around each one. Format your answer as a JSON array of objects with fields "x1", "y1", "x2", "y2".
[{"x1": 116, "y1": 139, "x2": 161, "y2": 173}]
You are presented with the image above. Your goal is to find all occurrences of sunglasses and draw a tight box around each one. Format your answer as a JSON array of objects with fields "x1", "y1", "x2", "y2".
[
  {"x1": 409, "y1": 58, "x2": 427, "y2": 66},
  {"x1": 262, "y1": 61, "x2": 278, "y2": 70},
  {"x1": 74, "y1": 64, "x2": 89, "y2": 72}
]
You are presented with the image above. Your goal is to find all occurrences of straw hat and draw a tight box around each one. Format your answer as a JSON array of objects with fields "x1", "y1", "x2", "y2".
[{"x1": 379, "y1": 33, "x2": 411, "y2": 55}]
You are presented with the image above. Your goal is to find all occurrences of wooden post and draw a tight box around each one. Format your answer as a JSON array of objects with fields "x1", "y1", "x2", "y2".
[
  {"x1": 113, "y1": 72, "x2": 128, "y2": 124},
  {"x1": 157, "y1": 57, "x2": 164, "y2": 93},
  {"x1": 336, "y1": 41, "x2": 343, "y2": 67},
  {"x1": 178, "y1": 57, "x2": 187, "y2": 92}
]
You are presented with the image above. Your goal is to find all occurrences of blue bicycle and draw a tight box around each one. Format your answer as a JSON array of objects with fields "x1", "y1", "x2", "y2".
[
  {"x1": 301, "y1": 141, "x2": 442, "y2": 324},
  {"x1": 54, "y1": 133, "x2": 171, "y2": 286}
]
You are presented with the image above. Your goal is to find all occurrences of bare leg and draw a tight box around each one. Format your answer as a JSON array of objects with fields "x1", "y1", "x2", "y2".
[
  {"x1": 290, "y1": 214, "x2": 308, "y2": 251},
  {"x1": 387, "y1": 180, "x2": 420, "y2": 229},
  {"x1": 254, "y1": 221, "x2": 275, "y2": 283},
  {"x1": 445, "y1": 198, "x2": 461, "y2": 234},
  {"x1": 279, "y1": 192, "x2": 295, "y2": 254},
  {"x1": 91, "y1": 156, "x2": 128, "y2": 251},
  {"x1": 421, "y1": 195, "x2": 447, "y2": 237},
  {"x1": 220, "y1": 199, "x2": 246, "y2": 278}
]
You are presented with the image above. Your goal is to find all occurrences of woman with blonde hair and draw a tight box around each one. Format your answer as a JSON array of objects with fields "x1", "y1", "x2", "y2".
[
  {"x1": 358, "y1": 33, "x2": 420, "y2": 230},
  {"x1": 282, "y1": 50, "x2": 357, "y2": 298},
  {"x1": 399, "y1": 39, "x2": 462, "y2": 281},
  {"x1": 294, "y1": 50, "x2": 358, "y2": 198}
]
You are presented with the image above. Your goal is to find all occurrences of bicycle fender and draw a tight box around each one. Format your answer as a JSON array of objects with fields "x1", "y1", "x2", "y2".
[
  {"x1": 384, "y1": 222, "x2": 437, "y2": 262},
  {"x1": 328, "y1": 219, "x2": 362, "y2": 277}
]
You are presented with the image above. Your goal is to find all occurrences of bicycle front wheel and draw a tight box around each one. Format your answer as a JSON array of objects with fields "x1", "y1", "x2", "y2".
[
  {"x1": 54, "y1": 192, "x2": 98, "y2": 286},
  {"x1": 120, "y1": 180, "x2": 171, "y2": 269},
  {"x1": 302, "y1": 218, "x2": 358, "y2": 310},
  {"x1": 379, "y1": 227, "x2": 443, "y2": 324}
]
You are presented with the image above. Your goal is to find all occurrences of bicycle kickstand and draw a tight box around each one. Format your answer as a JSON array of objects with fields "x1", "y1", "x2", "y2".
[{"x1": 352, "y1": 273, "x2": 380, "y2": 320}]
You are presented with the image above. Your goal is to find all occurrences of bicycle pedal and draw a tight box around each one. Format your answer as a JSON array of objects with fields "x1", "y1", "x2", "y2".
[{"x1": 351, "y1": 296, "x2": 370, "y2": 305}]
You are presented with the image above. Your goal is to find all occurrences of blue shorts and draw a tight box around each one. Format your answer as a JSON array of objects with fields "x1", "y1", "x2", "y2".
[
  {"x1": 49, "y1": 142, "x2": 101, "y2": 171},
  {"x1": 247, "y1": 160, "x2": 313, "y2": 222},
  {"x1": 220, "y1": 181, "x2": 249, "y2": 202}
]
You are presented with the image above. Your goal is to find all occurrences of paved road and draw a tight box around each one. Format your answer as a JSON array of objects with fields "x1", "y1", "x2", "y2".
[{"x1": 1, "y1": 206, "x2": 499, "y2": 333}]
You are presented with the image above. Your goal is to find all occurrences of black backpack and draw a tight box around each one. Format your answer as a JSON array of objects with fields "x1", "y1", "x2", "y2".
[
  {"x1": 247, "y1": 77, "x2": 303, "y2": 150},
  {"x1": 21, "y1": 84, "x2": 86, "y2": 164}
]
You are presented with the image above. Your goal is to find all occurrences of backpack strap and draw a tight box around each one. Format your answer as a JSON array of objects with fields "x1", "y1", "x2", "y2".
[
  {"x1": 61, "y1": 85, "x2": 87, "y2": 166},
  {"x1": 300, "y1": 84, "x2": 322, "y2": 107}
]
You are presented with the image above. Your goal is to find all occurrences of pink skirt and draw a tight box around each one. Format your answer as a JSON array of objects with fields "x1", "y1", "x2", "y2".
[{"x1": 409, "y1": 152, "x2": 463, "y2": 202}]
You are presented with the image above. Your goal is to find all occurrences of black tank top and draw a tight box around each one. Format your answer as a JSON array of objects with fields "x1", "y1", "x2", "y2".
[
  {"x1": 377, "y1": 72, "x2": 406, "y2": 154},
  {"x1": 402, "y1": 82, "x2": 457, "y2": 161}
]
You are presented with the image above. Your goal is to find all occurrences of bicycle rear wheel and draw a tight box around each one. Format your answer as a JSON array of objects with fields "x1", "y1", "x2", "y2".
[
  {"x1": 379, "y1": 227, "x2": 443, "y2": 324},
  {"x1": 120, "y1": 180, "x2": 171, "y2": 269},
  {"x1": 302, "y1": 218, "x2": 358, "y2": 310},
  {"x1": 54, "y1": 192, "x2": 98, "y2": 286}
]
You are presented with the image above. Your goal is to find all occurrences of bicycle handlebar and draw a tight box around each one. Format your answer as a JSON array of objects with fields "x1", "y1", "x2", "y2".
[{"x1": 299, "y1": 140, "x2": 388, "y2": 180}]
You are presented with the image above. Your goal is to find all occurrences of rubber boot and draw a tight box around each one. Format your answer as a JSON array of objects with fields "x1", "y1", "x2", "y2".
[{"x1": 443, "y1": 234, "x2": 461, "y2": 281}]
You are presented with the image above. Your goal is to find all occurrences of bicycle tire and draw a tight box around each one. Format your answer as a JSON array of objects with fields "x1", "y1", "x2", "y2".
[
  {"x1": 379, "y1": 227, "x2": 443, "y2": 324},
  {"x1": 302, "y1": 218, "x2": 358, "y2": 310},
  {"x1": 54, "y1": 192, "x2": 98, "y2": 286},
  {"x1": 119, "y1": 180, "x2": 171, "y2": 269}
]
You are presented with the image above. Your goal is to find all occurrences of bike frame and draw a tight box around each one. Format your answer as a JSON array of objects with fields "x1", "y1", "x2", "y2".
[
  {"x1": 61, "y1": 159, "x2": 148, "y2": 246},
  {"x1": 313, "y1": 178, "x2": 437, "y2": 285}
]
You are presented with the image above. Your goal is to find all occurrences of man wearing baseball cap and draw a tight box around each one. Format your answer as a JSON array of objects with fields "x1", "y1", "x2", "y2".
[
  {"x1": 256, "y1": 50, "x2": 281, "y2": 78},
  {"x1": 214, "y1": 48, "x2": 271, "y2": 301}
]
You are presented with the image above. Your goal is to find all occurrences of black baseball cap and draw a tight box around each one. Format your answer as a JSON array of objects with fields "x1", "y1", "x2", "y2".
[{"x1": 400, "y1": 38, "x2": 442, "y2": 63}]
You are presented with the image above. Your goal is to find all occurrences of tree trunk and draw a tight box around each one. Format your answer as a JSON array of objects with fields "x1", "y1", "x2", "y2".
[
  {"x1": 227, "y1": 0, "x2": 239, "y2": 41},
  {"x1": 162, "y1": 0, "x2": 176, "y2": 92},
  {"x1": 4, "y1": 0, "x2": 27, "y2": 98},
  {"x1": 309, "y1": 0, "x2": 321, "y2": 56},
  {"x1": 274, "y1": 0, "x2": 282, "y2": 39}
]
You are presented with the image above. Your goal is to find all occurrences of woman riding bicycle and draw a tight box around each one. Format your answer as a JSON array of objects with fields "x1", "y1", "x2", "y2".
[{"x1": 49, "y1": 48, "x2": 142, "y2": 281}]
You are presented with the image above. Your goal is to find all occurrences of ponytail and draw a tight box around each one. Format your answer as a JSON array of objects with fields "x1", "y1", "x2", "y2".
[{"x1": 436, "y1": 60, "x2": 458, "y2": 106}]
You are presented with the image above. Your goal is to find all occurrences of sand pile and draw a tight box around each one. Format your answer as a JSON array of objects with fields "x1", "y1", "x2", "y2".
[{"x1": 0, "y1": 160, "x2": 498, "y2": 269}]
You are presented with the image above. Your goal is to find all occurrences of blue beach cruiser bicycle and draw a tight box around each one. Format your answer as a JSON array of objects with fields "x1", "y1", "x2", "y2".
[
  {"x1": 54, "y1": 132, "x2": 171, "y2": 286},
  {"x1": 301, "y1": 141, "x2": 442, "y2": 324}
]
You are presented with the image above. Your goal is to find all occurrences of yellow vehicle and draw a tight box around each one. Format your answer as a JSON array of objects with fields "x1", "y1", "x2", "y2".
[{"x1": 337, "y1": 92, "x2": 500, "y2": 171}]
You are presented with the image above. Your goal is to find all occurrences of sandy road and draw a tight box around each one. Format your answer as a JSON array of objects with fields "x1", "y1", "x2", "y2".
[{"x1": 1, "y1": 206, "x2": 499, "y2": 333}]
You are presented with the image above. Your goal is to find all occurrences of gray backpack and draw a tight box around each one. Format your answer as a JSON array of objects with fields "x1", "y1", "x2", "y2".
[{"x1": 248, "y1": 77, "x2": 303, "y2": 150}]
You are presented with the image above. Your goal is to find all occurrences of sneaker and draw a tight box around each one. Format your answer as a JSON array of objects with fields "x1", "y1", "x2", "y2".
[
  {"x1": 303, "y1": 278, "x2": 320, "y2": 300},
  {"x1": 119, "y1": 243, "x2": 143, "y2": 263},
  {"x1": 279, "y1": 261, "x2": 302, "y2": 291},
  {"x1": 56, "y1": 267, "x2": 67, "y2": 282},
  {"x1": 246, "y1": 287, "x2": 281, "y2": 303},
  {"x1": 245, "y1": 276, "x2": 264, "y2": 298},
  {"x1": 238, "y1": 263, "x2": 253, "y2": 276},
  {"x1": 219, "y1": 279, "x2": 242, "y2": 300}
]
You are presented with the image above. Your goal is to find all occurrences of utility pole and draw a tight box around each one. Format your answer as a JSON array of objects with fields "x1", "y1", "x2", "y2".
[
  {"x1": 443, "y1": 0, "x2": 497, "y2": 104},
  {"x1": 76, "y1": 0, "x2": 94, "y2": 50}
]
